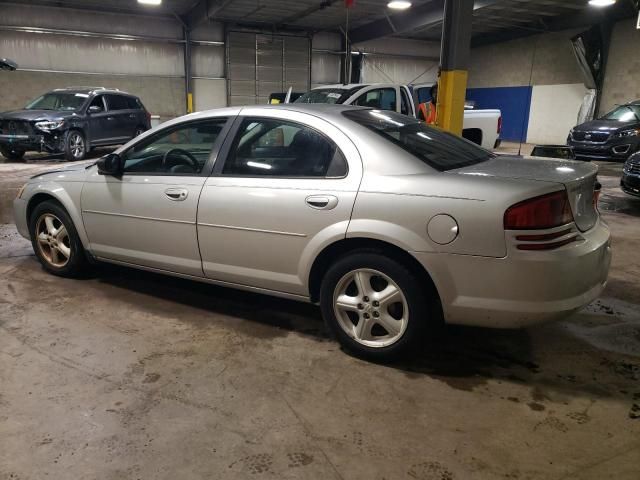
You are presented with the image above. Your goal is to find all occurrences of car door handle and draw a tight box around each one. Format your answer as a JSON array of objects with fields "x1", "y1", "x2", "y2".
[
  {"x1": 106, "y1": 116, "x2": 115, "y2": 121},
  {"x1": 165, "y1": 188, "x2": 188, "y2": 201},
  {"x1": 306, "y1": 195, "x2": 338, "y2": 210}
]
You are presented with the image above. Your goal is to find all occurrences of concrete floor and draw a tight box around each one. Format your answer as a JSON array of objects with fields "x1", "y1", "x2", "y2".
[{"x1": 1, "y1": 150, "x2": 639, "y2": 480}]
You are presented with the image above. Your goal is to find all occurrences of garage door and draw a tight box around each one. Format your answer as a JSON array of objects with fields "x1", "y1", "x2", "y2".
[{"x1": 227, "y1": 31, "x2": 310, "y2": 106}]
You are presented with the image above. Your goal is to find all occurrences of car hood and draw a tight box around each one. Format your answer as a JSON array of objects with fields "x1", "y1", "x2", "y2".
[
  {"x1": 573, "y1": 118, "x2": 638, "y2": 133},
  {"x1": 452, "y1": 156, "x2": 599, "y2": 231},
  {"x1": 0, "y1": 109, "x2": 78, "y2": 122}
]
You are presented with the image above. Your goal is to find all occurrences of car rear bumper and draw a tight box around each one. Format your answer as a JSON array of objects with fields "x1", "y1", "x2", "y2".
[
  {"x1": 13, "y1": 198, "x2": 30, "y2": 239},
  {"x1": 412, "y1": 219, "x2": 611, "y2": 328}
]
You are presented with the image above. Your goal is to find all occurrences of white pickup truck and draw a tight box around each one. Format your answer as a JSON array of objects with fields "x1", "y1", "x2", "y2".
[{"x1": 295, "y1": 83, "x2": 502, "y2": 150}]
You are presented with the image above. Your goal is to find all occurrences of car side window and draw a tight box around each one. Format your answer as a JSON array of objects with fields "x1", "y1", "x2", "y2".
[
  {"x1": 354, "y1": 88, "x2": 397, "y2": 111},
  {"x1": 106, "y1": 94, "x2": 130, "y2": 111},
  {"x1": 88, "y1": 95, "x2": 106, "y2": 112},
  {"x1": 126, "y1": 97, "x2": 140, "y2": 110},
  {"x1": 222, "y1": 118, "x2": 347, "y2": 178},
  {"x1": 121, "y1": 119, "x2": 228, "y2": 175}
]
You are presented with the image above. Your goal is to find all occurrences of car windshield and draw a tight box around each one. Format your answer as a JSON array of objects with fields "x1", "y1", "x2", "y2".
[
  {"x1": 343, "y1": 109, "x2": 495, "y2": 171},
  {"x1": 295, "y1": 88, "x2": 354, "y2": 105},
  {"x1": 25, "y1": 92, "x2": 88, "y2": 111},
  {"x1": 601, "y1": 104, "x2": 640, "y2": 122}
]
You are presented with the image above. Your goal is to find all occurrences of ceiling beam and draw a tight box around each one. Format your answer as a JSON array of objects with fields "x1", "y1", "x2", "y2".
[
  {"x1": 349, "y1": 0, "x2": 500, "y2": 44},
  {"x1": 185, "y1": 0, "x2": 235, "y2": 29},
  {"x1": 471, "y1": 1, "x2": 636, "y2": 48}
]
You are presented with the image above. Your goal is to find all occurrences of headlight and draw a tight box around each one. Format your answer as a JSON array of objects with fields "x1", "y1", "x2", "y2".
[
  {"x1": 615, "y1": 129, "x2": 640, "y2": 138},
  {"x1": 16, "y1": 183, "x2": 27, "y2": 199},
  {"x1": 35, "y1": 120, "x2": 65, "y2": 131}
]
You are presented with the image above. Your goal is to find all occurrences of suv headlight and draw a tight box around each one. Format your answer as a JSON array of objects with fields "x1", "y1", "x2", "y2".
[
  {"x1": 615, "y1": 128, "x2": 640, "y2": 138},
  {"x1": 35, "y1": 120, "x2": 65, "y2": 131}
]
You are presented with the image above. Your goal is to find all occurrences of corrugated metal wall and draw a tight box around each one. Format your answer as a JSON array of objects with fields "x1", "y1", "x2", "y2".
[
  {"x1": 227, "y1": 31, "x2": 310, "y2": 106},
  {"x1": 0, "y1": 3, "x2": 225, "y2": 119}
]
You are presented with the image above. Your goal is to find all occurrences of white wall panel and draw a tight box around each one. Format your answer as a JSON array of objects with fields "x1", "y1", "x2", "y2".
[
  {"x1": 311, "y1": 53, "x2": 341, "y2": 87},
  {"x1": 193, "y1": 78, "x2": 227, "y2": 111},
  {"x1": 526, "y1": 83, "x2": 588, "y2": 145},
  {"x1": 192, "y1": 45, "x2": 225, "y2": 78},
  {"x1": 0, "y1": 32, "x2": 184, "y2": 76},
  {"x1": 354, "y1": 37, "x2": 440, "y2": 57},
  {"x1": 361, "y1": 57, "x2": 438, "y2": 85}
]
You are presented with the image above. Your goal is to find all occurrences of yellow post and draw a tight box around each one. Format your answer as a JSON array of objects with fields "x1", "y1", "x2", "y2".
[
  {"x1": 436, "y1": 69, "x2": 468, "y2": 136},
  {"x1": 187, "y1": 93, "x2": 194, "y2": 114}
]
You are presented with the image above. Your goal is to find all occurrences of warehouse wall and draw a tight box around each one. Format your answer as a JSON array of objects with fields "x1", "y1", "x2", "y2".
[
  {"x1": 600, "y1": 19, "x2": 640, "y2": 114},
  {"x1": 354, "y1": 38, "x2": 440, "y2": 85},
  {"x1": 468, "y1": 28, "x2": 587, "y2": 144},
  {"x1": 0, "y1": 3, "x2": 226, "y2": 119},
  {"x1": 312, "y1": 32, "x2": 341, "y2": 87}
]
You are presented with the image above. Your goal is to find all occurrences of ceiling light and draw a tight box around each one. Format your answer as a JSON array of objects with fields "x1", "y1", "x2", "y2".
[
  {"x1": 388, "y1": 1, "x2": 412, "y2": 10},
  {"x1": 138, "y1": 0, "x2": 162, "y2": 5},
  {"x1": 588, "y1": 0, "x2": 616, "y2": 7}
]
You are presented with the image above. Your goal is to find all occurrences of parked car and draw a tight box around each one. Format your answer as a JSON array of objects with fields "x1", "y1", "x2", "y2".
[
  {"x1": 0, "y1": 87, "x2": 150, "y2": 161},
  {"x1": 14, "y1": 105, "x2": 611, "y2": 360},
  {"x1": 621, "y1": 151, "x2": 640, "y2": 197},
  {"x1": 567, "y1": 101, "x2": 640, "y2": 161},
  {"x1": 295, "y1": 83, "x2": 502, "y2": 150}
]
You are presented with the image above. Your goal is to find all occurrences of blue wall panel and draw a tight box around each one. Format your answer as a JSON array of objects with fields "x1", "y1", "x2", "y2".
[{"x1": 466, "y1": 86, "x2": 532, "y2": 142}]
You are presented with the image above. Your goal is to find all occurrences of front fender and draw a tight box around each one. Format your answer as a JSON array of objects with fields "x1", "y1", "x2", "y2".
[{"x1": 23, "y1": 180, "x2": 89, "y2": 249}]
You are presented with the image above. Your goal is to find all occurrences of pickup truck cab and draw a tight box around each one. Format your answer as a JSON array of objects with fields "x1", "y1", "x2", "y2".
[{"x1": 296, "y1": 83, "x2": 502, "y2": 151}]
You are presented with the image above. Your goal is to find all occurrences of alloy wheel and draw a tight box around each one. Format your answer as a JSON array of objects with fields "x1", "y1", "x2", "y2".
[
  {"x1": 35, "y1": 213, "x2": 71, "y2": 267},
  {"x1": 69, "y1": 132, "x2": 84, "y2": 158},
  {"x1": 333, "y1": 268, "x2": 409, "y2": 348}
]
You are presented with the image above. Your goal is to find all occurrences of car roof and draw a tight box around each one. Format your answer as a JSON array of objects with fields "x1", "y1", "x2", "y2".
[{"x1": 51, "y1": 86, "x2": 135, "y2": 96}]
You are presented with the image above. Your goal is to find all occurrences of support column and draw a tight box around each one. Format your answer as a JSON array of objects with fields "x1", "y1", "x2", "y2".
[
  {"x1": 437, "y1": 0, "x2": 473, "y2": 135},
  {"x1": 183, "y1": 26, "x2": 193, "y2": 113}
]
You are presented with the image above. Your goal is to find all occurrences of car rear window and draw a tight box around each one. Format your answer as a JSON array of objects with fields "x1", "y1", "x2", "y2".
[
  {"x1": 343, "y1": 109, "x2": 495, "y2": 171},
  {"x1": 295, "y1": 87, "x2": 364, "y2": 105}
]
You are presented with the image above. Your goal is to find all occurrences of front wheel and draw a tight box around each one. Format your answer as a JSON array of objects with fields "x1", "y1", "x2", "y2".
[
  {"x1": 29, "y1": 201, "x2": 90, "y2": 277},
  {"x1": 0, "y1": 145, "x2": 25, "y2": 161},
  {"x1": 320, "y1": 251, "x2": 432, "y2": 361},
  {"x1": 63, "y1": 130, "x2": 86, "y2": 161}
]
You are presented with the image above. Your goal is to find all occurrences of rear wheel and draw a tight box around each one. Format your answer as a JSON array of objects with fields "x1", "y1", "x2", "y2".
[
  {"x1": 63, "y1": 130, "x2": 86, "y2": 161},
  {"x1": 0, "y1": 145, "x2": 25, "y2": 161},
  {"x1": 29, "y1": 201, "x2": 89, "y2": 277},
  {"x1": 320, "y1": 251, "x2": 431, "y2": 361}
]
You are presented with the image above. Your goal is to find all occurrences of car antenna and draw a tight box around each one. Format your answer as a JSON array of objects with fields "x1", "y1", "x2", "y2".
[{"x1": 519, "y1": 37, "x2": 538, "y2": 157}]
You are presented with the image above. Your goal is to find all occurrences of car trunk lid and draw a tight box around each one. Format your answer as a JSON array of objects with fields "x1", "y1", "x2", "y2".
[{"x1": 451, "y1": 156, "x2": 599, "y2": 232}]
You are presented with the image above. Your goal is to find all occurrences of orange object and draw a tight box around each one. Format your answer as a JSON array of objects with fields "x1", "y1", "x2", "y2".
[{"x1": 418, "y1": 101, "x2": 437, "y2": 125}]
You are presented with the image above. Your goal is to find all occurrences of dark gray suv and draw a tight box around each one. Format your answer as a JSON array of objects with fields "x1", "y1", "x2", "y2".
[{"x1": 0, "y1": 87, "x2": 151, "y2": 161}]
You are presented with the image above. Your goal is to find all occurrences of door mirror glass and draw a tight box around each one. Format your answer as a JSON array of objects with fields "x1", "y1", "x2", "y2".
[
  {"x1": 97, "y1": 153, "x2": 123, "y2": 176},
  {"x1": 88, "y1": 105, "x2": 103, "y2": 114}
]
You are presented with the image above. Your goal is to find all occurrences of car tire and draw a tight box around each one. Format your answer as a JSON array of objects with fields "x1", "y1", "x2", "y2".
[
  {"x1": 0, "y1": 145, "x2": 26, "y2": 161},
  {"x1": 63, "y1": 130, "x2": 86, "y2": 161},
  {"x1": 29, "y1": 200, "x2": 90, "y2": 278},
  {"x1": 320, "y1": 250, "x2": 431, "y2": 361}
]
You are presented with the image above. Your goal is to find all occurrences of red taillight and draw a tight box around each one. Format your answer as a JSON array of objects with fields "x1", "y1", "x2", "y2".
[
  {"x1": 146, "y1": 110, "x2": 151, "y2": 124},
  {"x1": 497, "y1": 116, "x2": 502, "y2": 134},
  {"x1": 504, "y1": 190, "x2": 574, "y2": 230}
]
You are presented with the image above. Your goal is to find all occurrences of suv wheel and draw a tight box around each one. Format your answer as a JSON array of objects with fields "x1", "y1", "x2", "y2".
[
  {"x1": 320, "y1": 251, "x2": 431, "y2": 361},
  {"x1": 63, "y1": 130, "x2": 86, "y2": 161},
  {"x1": 0, "y1": 145, "x2": 25, "y2": 161},
  {"x1": 29, "y1": 200, "x2": 90, "y2": 277}
]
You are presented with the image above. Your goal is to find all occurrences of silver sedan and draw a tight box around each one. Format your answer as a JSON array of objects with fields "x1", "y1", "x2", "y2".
[{"x1": 13, "y1": 104, "x2": 612, "y2": 360}]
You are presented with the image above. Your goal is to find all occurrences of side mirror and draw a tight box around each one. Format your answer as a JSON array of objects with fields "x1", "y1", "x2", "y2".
[
  {"x1": 88, "y1": 105, "x2": 103, "y2": 114},
  {"x1": 97, "y1": 153, "x2": 123, "y2": 176}
]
